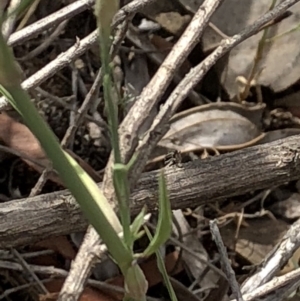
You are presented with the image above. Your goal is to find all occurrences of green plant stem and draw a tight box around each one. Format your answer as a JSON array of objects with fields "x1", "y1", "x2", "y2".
[
  {"x1": 114, "y1": 163, "x2": 132, "y2": 248},
  {"x1": 140, "y1": 170, "x2": 172, "y2": 258},
  {"x1": 145, "y1": 227, "x2": 177, "y2": 301},
  {"x1": 99, "y1": 32, "x2": 132, "y2": 246},
  {"x1": 96, "y1": 2, "x2": 133, "y2": 250},
  {"x1": 266, "y1": 22, "x2": 300, "y2": 42},
  {"x1": 100, "y1": 30, "x2": 121, "y2": 164}
]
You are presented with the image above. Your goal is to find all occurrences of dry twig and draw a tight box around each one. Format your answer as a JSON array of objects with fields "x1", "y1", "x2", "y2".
[
  {"x1": 1, "y1": 134, "x2": 300, "y2": 262},
  {"x1": 242, "y1": 268, "x2": 300, "y2": 301},
  {"x1": 2, "y1": 0, "x2": 21, "y2": 40},
  {"x1": 210, "y1": 220, "x2": 243, "y2": 301},
  {"x1": 7, "y1": 0, "x2": 95, "y2": 46}
]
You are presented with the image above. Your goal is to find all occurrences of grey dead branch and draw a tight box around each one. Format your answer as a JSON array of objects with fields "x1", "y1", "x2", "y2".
[
  {"x1": 1, "y1": 134, "x2": 300, "y2": 299},
  {"x1": 2, "y1": 0, "x2": 300, "y2": 301},
  {"x1": 0, "y1": 134, "x2": 299, "y2": 244}
]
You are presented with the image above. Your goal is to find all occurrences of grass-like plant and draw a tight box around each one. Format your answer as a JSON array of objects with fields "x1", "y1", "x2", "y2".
[{"x1": 0, "y1": 1, "x2": 174, "y2": 300}]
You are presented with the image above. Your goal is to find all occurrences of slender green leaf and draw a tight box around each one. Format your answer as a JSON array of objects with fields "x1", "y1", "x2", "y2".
[
  {"x1": 113, "y1": 163, "x2": 132, "y2": 248},
  {"x1": 142, "y1": 170, "x2": 172, "y2": 257},
  {"x1": 0, "y1": 84, "x2": 22, "y2": 116},
  {"x1": 131, "y1": 207, "x2": 147, "y2": 239},
  {"x1": 145, "y1": 227, "x2": 178, "y2": 301},
  {"x1": 0, "y1": 24, "x2": 22, "y2": 87}
]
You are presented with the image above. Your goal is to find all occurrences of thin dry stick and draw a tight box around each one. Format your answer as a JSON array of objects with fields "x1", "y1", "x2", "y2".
[
  {"x1": 62, "y1": 10, "x2": 134, "y2": 147},
  {"x1": 61, "y1": 69, "x2": 102, "y2": 147},
  {"x1": 168, "y1": 0, "x2": 300, "y2": 113},
  {"x1": 19, "y1": 20, "x2": 69, "y2": 61},
  {"x1": 210, "y1": 220, "x2": 243, "y2": 301},
  {"x1": 240, "y1": 0, "x2": 278, "y2": 101},
  {"x1": 0, "y1": 260, "x2": 126, "y2": 296},
  {"x1": 111, "y1": 0, "x2": 225, "y2": 189},
  {"x1": 0, "y1": 250, "x2": 54, "y2": 261},
  {"x1": 2, "y1": 0, "x2": 22, "y2": 40},
  {"x1": 61, "y1": 1, "x2": 224, "y2": 300},
  {"x1": 10, "y1": 249, "x2": 48, "y2": 294},
  {"x1": 30, "y1": 65, "x2": 100, "y2": 195},
  {"x1": 15, "y1": 0, "x2": 41, "y2": 31},
  {"x1": 0, "y1": 30, "x2": 98, "y2": 109},
  {"x1": 111, "y1": 0, "x2": 158, "y2": 29},
  {"x1": 35, "y1": 87, "x2": 108, "y2": 128},
  {"x1": 7, "y1": 0, "x2": 95, "y2": 46},
  {"x1": 29, "y1": 169, "x2": 51, "y2": 197},
  {"x1": 0, "y1": 279, "x2": 51, "y2": 300},
  {"x1": 7, "y1": 0, "x2": 156, "y2": 47},
  {"x1": 242, "y1": 268, "x2": 300, "y2": 301},
  {"x1": 57, "y1": 16, "x2": 137, "y2": 301}
]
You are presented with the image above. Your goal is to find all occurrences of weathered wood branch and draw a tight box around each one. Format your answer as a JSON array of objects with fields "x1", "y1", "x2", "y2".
[{"x1": 1, "y1": 135, "x2": 300, "y2": 248}]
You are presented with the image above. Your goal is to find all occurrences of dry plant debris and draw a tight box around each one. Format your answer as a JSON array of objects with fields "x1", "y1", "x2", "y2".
[{"x1": 2, "y1": 0, "x2": 300, "y2": 301}]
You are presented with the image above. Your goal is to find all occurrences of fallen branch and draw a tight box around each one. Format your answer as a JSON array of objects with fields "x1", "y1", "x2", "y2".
[{"x1": 1, "y1": 135, "x2": 300, "y2": 248}]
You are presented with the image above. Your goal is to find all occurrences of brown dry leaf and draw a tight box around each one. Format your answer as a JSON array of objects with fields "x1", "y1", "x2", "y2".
[
  {"x1": 0, "y1": 112, "x2": 63, "y2": 185},
  {"x1": 220, "y1": 218, "x2": 288, "y2": 266},
  {"x1": 158, "y1": 102, "x2": 264, "y2": 154},
  {"x1": 0, "y1": 113, "x2": 50, "y2": 169},
  {"x1": 42, "y1": 279, "x2": 117, "y2": 301},
  {"x1": 0, "y1": 113, "x2": 101, "y2": 185},
  {"x1": 221, "y1": 217, "x2": 300, "y2": 277},
  {"x1": 34, "y1": 235, "x2": 76, "y2": 260},
  {"x1": 214, "y1": 1, "x2": 300, "y2": 96}
]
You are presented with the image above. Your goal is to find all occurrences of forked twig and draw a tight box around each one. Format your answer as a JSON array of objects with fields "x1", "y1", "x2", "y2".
[{"x1": 210, "y1": 220, "x2": 243, "y2": 301}]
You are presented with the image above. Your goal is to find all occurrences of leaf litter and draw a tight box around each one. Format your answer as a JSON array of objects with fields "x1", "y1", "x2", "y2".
[{"x1": 2, "y1": 0, "x2": 300, "y2": 301}]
